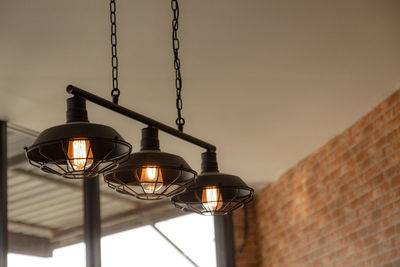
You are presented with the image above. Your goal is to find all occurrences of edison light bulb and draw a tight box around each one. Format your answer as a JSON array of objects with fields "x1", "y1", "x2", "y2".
[
  {"x1": 202, "y1": 186, "x2": 222, "y2": 212},
  {"x1": 67, "y1": 139, "x2": 93, "y2": 171},
  {"x1": 140, "y1": 167, "x2": 163, "y2": 194}
]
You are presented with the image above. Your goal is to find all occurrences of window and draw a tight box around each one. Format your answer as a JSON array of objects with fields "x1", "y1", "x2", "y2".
[{"x1": 9, "y1": 214, "x2": 216, "y2": 267}]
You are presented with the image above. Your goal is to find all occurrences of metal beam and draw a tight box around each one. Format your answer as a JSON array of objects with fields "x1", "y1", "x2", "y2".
[
  {"x1": 6, "y1": 123, "x2": 39, "y2": 138},
  {"x1": 52, "y1": 201, "x2": 183, "y2": 249},
  {"x1": 151, "y1": 225, "x2": 199, "y2": 267},
  {"x1": 8, "y1": 232, "x2": 52, "y2": 258},
  {"x1": 0, "y1": 121, "x2": 8, "y2": 267},
  {"x1": 8, "y1": 220, "x2": 56, "y2": 239},
  {"x1": 214, "y1": 213, "x2": 236, "y2": 267},
  {"x1": 13, "y1": 168, "x2": 138, "y2": 208},
  {"x1": 84, "y1": 177, "x2": 101, "y2": 267}
]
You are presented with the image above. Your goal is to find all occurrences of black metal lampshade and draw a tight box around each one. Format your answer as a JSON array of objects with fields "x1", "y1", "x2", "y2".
[
  {"x1": 103, "y1": 127, "x2": 197, "y2": 200},
  {"x1": 171, "y1": 151, "x2": 254, "y2": 215},
  {"x1": 25, "y1": 96, "x2": 132, "y2": 178}
]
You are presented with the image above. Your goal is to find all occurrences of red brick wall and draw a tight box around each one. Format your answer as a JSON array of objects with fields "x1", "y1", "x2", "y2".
[{"x1": 234, "y1": 90, "x2": 400, "y2": 267}]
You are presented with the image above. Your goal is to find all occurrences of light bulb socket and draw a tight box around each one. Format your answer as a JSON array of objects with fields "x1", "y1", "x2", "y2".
[
  {"x1": 141, "y1": 127, "x2": 160, "y2": 151},
  {"x1": 66, "y1": 96, "x2": 89, "y2": 123},
  {"x1": 201, "y1": 151, "x2": 219, "y2": 173}
]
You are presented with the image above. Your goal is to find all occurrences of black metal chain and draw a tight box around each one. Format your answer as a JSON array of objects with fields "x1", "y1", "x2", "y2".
[
  {"x1": 171, "y1": 0, "x2": 185, "y2": 132},
  {"x1": 110, "y1": 0, "x2": 120, "y2": 104}
]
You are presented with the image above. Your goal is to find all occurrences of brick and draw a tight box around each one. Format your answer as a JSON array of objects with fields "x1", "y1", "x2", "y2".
[
  {"x1": 392, "y1": 175, "x2": 400, "y2": 187},
  {"x1": 234, "y1": 89, "x2": 400, "y2": 267}
]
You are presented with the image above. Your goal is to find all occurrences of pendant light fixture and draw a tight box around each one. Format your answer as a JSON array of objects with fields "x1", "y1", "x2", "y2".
[
  {"x1": 25, "y1": 0, "x2": 254, "y2": 215},
  {"x1": 171, "y1": 152, "x2": 254, "y2": 215},
  {"x1": 25, "y1": 96, "x2": 132, "y2": 178},
  {"x1": 102, "y1": 0, "x2": 197, "y2": 200},
  {"x1": 104, "y1": 127, "x2": 197, "y2": 200}
]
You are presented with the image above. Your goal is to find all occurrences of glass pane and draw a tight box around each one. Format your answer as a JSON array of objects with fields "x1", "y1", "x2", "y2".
[
  {"x1": 155, "y1": 214, "x2": 216, "y2": 267},
  {"x1": 101, "y1": 225, "x2": 193, "y2": 267},
  {"x1": 101, "y1": 214, "x2": 216, "y2": 267}
]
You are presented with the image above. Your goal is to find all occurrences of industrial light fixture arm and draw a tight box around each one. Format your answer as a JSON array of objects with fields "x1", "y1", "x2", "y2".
[{"x1": 66, "y1": 85, "x2": 217, "y2": 152}]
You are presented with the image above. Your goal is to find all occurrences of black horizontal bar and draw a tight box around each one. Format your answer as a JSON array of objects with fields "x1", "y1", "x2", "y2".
[{"x1": 66, "y1": 85, "x2": 216, "y2": 152}]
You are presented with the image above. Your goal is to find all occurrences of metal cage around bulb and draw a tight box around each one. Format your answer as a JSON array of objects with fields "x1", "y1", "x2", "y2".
[
  {"x1": 25, "y1": 122, "x2": 132, "y2": 179},
  {"x1": 171, "y1": 172, "x2": 254, "y2": 215},
  {"x1": 103, "y1": 127, "x2": 197, "y2": 200},
  {"x1": 172, "y1": 151, "x2": 253, "y2": 215},
  {"x1": 104, "y1": 150, "x2": 197, "y2": 200}
]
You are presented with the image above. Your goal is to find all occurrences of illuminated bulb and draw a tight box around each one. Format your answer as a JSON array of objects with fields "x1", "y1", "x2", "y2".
[
  {"x1": 140, "y1": 167, "x2": 163, "y2": 194},
  {"x1": 67, "y1": 139, "x2": 93, "y2": 171},
  {"x1": 202, "y1": 186, "x2": 222, "y2": 212}
]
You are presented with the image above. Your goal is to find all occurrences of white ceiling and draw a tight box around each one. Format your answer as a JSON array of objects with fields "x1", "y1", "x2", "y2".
[{"x1": 1, "y1": 0, "x2": 400, "y2": 189}]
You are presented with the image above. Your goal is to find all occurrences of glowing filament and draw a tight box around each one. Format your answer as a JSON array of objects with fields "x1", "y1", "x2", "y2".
[
  {"x1": 202, "y1": 186, "x2": 222, "y2": 212},
  {"x1": 140, "y1": 167, "x2": 163, "y2": 194},
  {"x1": 67, "y1": 139, "x2": 93, "y2": 171}
]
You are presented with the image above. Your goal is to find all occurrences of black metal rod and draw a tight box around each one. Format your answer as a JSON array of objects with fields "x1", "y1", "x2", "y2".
[
  {"x1": 214, "y1": 213, "x2": 236, "y2": 267},
  {"x1": 0, "y1": 122, "x2": 7, "y2": 267},
  {"x1": 66, "y1": 85, "x2": 216, "y2": 152},
  {"x1": 151, "y1": 225, "x2": 199, "y2": 267},
  {"x1": 84, "y1": 177, "x2": 101, "y2": 267}
]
